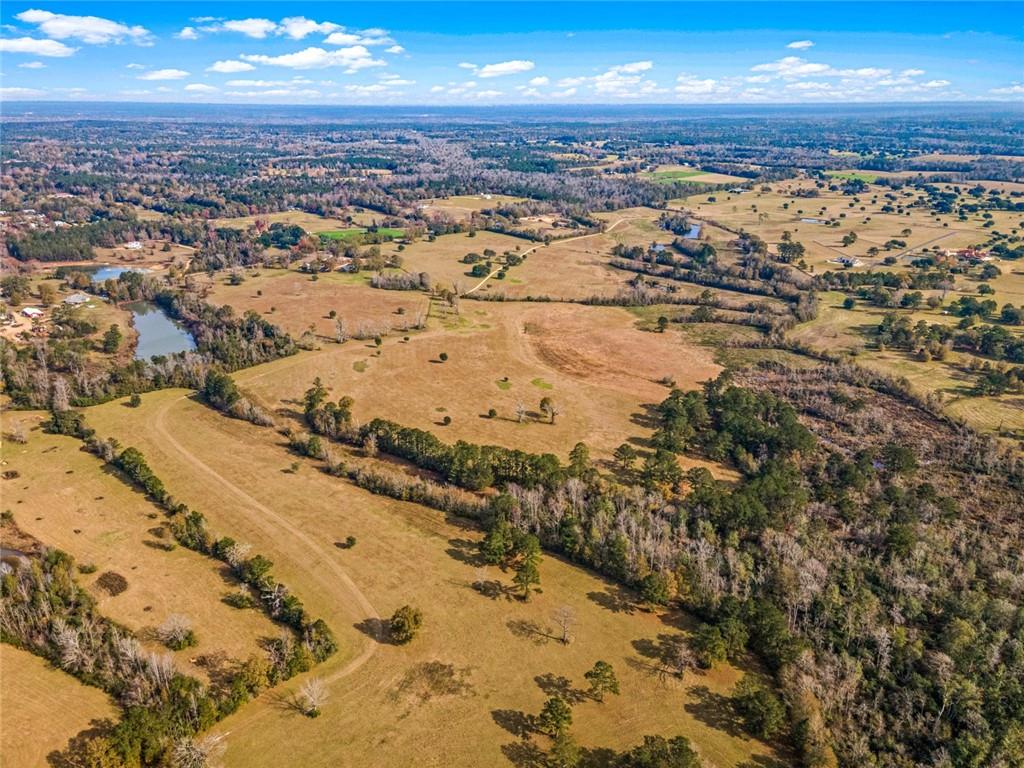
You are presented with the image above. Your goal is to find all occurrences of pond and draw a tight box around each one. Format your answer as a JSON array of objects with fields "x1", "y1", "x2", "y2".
[
  {"x1": 127, "y1": 301, "x2": 196, "y2": 360},
  {"x1": 86, "y1": 265, "x2": 149, "y2": 283}
]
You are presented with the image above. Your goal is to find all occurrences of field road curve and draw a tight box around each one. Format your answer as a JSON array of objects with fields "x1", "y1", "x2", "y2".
[{"x1": 152, "y1": 392, "x2": 383, "y2": 686}]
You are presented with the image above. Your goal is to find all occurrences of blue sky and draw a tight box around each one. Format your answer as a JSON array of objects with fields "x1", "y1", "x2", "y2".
[{"x1": 1, "y1": 2, "x2": 1022, "y2": 103}]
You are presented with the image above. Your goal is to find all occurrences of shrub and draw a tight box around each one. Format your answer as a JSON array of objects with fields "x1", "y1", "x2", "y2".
[{"x1": 389, "y1": 605, "x2": 423, "y2": 644}]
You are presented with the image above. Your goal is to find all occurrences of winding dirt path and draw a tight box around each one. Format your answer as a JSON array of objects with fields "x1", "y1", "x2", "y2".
[{"x1": 152, "y1": 392, "x2": 382, "y2": 685}]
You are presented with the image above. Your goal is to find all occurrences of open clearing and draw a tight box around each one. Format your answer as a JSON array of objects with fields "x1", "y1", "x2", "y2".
[
  {"x1": 1, "y1": 417, "x2": 279, "y2": 680},
  {"x1": 82, "y1": 389, "x2": 781, "y2": 767},
  {"x1": 1, "y1": 643, "x2": 119, "y2": 768},
  {"x1": 208, "y1": 210, "x2": 371, "y2": 233},
  {"x1": 232, "y1": 301, "x2": 723, "y2": 466}
]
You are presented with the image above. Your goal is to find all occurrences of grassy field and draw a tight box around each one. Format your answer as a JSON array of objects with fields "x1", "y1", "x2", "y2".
[
  {"x1": 1, "y1": 644, "x2": 120, "y2": 768},
  {"x1": 230, "y1": 301, "x2": 722, "y2": 465},
  {"x1": 320, "y1": 227, "x2": 405, "y2": 241},
  {"x1": 640, "y1": 166, "x2": 748, "y2": 185},
  {"x1": 417, "y1": 195, "x2": 529, "y2": 221},
  {"x1": 202, "y1": 268, "x2": 427, "y2": 339},
  {"x1": 209, "y1": 210, "x2": 360, "y2": 233},
  {"x1": 1, "y1": 415, "x2": 279, "y2": 680},
  {"x1": 82, "y1": 389, "x2": 781, "y2": 767}
]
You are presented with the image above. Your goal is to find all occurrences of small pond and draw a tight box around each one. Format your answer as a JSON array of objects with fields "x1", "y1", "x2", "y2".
[
  {"x1": 87, "y1": 265, "x2": 149, "y2": 283},
  {"x1": 127, "y1": 301, "x2": 197, "y2": 360}
]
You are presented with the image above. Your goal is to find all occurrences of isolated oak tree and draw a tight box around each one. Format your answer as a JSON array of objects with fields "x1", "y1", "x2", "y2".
[
  {"x1": 390, "y1": 604, "x2": 424, "y2": 644},
  {"x1": 513, "y1": 534, "x2": 542, "y2": 600}
]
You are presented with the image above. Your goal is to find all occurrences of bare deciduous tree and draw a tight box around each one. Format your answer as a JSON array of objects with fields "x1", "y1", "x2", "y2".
[
  {"x1": 172, "y1": 733, "x2": 227, "y2": 768},
  {"x1": 158, "y1": 614, "x2": 193, "y2": 649},
  {"x1": 551, "y1": 605, "x2": 576, "y2": 645},
  {"x1": 299, "y1": 676, "x2": 328, "y2": 717}
]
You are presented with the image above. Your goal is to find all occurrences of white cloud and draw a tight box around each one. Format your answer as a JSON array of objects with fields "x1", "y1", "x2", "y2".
[
  {"x1": 430, "y1": 85, "x2": 445, "y2": 93},
  {"x1": 616, "y1": 61, "x2": 653, "y2": 74},
  {"x1": 528, "y1": 76, "x2": 549, "y2": 86},
  {"x1": 176, "y1": 27, "x2": 199, "y2": 40},
  {"x1": 240, "y1": 46, "x2": 384, "y2": 72},
  {"x1": 185, "y1": 83, "x2": 218, "y2": 93},
  {"x1": 0, "y1": 36, "x2": 76, "y2": 57},
  {"x1": 751, "y1": 56, "x2": 831, "y2": 78},
  {"x1": 125, "y1": 63, "x2": 145, "y2": 70},
  {"x1": 386, "y1": 45, "x2": 405, "y2": 54},
  {"x1": 922, "y1": 79, "x2": 951, "y2": 88},
  {"x1": 221, "y1": 18, "x2": 278, "y2": 38},
  {"x1": 675, "y1": 73, "x2": 724, "y2": 97},
  {"x1": 322, "y1": 28, "x2": 394, "y2": 46},
  {"x1": 787, "y1": 40, "x2": 814, "y2": 50},
  {"x1": 991, "y1": 83, "x2": 1024, "y2": 95},
  {"x1": 226, "y1": 78, "x2": 312, "y2": 87},
  {"x1": 16, "y1": 9, "x2": 150, "y2": 45},
  {"x1": 458, "y1": 62, "x2": 476, "y2": 70},
  {"x1": 225, "y1": 88, "x2": 321, "y2": 98},
  {"x1": 593, "y1": 61, "x2": 661, "y2": 98},
  {"x1": 279, "y1": 17, "x2": 340, "y2": 39},
  {"x1": 138, "y1": 68, "x2": 190, "y2": 81},
  {"x1": 18, "y1": 61, "x2": 46, "y2": 69},
  {"x1": 477, "y1": 60, "x2": 535, "y2": 78},
  {"x1": 0, "y1": 86, "x2": 47, "y2": 98},
  {"x1": 207, "y1": 60, "x2": 255, "y2": 73},
  {"x1": 551, "y1": 87, "x2": 577, "y2": 98},
  {"x1": 344, "y1": 83, "x2": 390, "y2": 96},
  {"x1": 899, "y1": 69, "x2": 925, "y2": 77},
  {"x1": 475, "y1": 89, "x2": 503, "y2": 98},
  {"x1": 557, "y1": 76, "x2": 586, "y2": 88}
]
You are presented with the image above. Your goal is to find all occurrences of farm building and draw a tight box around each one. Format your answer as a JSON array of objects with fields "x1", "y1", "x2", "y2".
[
  {"x1": 64, "y1": 292, "x2": 91, "y2": 305},
  {"x1": 21, "y1": 307, "x2": 44, "y2": 319}
]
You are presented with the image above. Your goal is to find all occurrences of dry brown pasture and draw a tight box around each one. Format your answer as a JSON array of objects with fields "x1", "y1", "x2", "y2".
[
  {"x1": 82, "y1": 389, "x2": 779, "y2": 767},
  {"x1": 416, "y1": 194, "x2": 529, "y2": 221},
  {"x1": 0, "y1": 644, "x2": 119, "y2": 768},
  {"x1": 0, "y1": 417, "x2": 279, "y2": 680},
  {"x1": 201, "y1": 268, "x2": 429, "y2": 339},
  {"x1": 208, "y1": 210, "x2": 356, "y2": 232},
  {"x1": 231, "y1": 301, "x2": 723, "y2": 466}
]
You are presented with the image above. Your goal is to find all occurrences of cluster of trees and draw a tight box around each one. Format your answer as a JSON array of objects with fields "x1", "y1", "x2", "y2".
[
  {"x1": 359, "y1": 418, "x2": 565, "y2": 491},
  {"x1": 201, "y1": 369, "x2": 275, "y2": 426},
  {"x1": 369, "y1": 272, "x2": 431, "y2": 291},
  {"x1": 2, "y1": 274, "x2": 298, "y2": 410}
]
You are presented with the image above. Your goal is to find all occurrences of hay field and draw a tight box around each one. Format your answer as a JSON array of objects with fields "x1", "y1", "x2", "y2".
[
  {"x1": 0, "y1": 644, "x2": 119, "y2": 768},
  {"x1": 417, "y1": 195, "x2": 529, "y2": 220},
  {"x1": 0, "y1": 416, "x2": 279, "y2": 679},
  {"x1": 230, "y1": 301, "x2": 722, "y2": 464},
  {"x1": 209, "y1": 210, "x2": 358, "y2": 232},
  {"x1": 84, "y1": 390, "x2": 781, "y2": 768},
  {"x1": 202, "y1": 269, "x2": 428, "y2": 338}
]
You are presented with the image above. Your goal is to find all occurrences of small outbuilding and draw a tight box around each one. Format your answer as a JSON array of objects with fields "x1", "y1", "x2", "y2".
[
  {"x1": 64, "y1": 292, "x2": 91, "y2": 305},
  {"x1": 21, "y1": 307, "x2": 44, "y2": 319}
]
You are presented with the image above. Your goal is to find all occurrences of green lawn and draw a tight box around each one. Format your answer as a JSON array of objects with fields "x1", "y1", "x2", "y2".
[
  {"x1": 319, "y1": 227, "x2": 405, "y2": 241},
  {"x1": 825, "y1": 171, "x2": 881, "y2": 183},
  {"x1": 642, "y1": 169, "x2": 705, "y2": 184}
]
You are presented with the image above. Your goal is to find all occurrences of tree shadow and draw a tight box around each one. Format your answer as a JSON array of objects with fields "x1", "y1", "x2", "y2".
[
  {"x1": 492, "y1": 709, "x2": 536, "y2": 739},
  {"x1": 353, "y1": 617, "x2": 392, "y2": 644},
  {"x1": 267, "y1": 688, "x2": 307, "y2": 715},
  {"x1": 534, "y1": 672, "x2": 588, "y2": 705},
  {"x1": 506, "y1": 618, "x2": 555, "y2": 645},
  {"x1": 476, "y1": 579, "x2": 516, "y2": 601},
  {"x1": 47, "y1": 719, "x2": 117, "y2": 767},
  {"x1": 737, "y1": 757, "x2": 790, "y2": 768},
  {"x1": 500, "y1": 739, "x2": 546, "y2": 768},
  {"x1": 587, "y1": 585, "x2": 636, "y2": 615},
  {"x1": 684, "y1": 685, "x2": 746, "y2": 739},
  {"x1": 445, "y1": 537, "x2": 486, "y2": 566},
  {"x1": 578, "y1": 747, "x2": 620, "y2": 768}
]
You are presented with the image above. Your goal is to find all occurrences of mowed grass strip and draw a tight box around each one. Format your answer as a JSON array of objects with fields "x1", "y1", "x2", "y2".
[
  {"x1": 0, "y1": 416, "x2": 279, "y2": 679},
  {"x1": 85, "y1": 390, "x2": 782, "y2": 768},
  {"x1": 1, "y1": 644, "x2": 119, "y2": 768}
]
